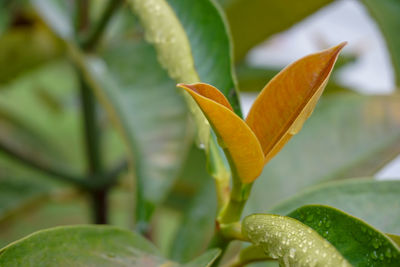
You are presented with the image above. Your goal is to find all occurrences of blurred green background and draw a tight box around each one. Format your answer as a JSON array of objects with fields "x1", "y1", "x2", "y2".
[{"x1": 0, "y1": 0, "x2": 399, "y2": 264}]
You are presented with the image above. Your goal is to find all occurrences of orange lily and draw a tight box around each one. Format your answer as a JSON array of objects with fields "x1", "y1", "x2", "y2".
[{"x1": 178, "y1": 42, "x2": 346, "y2": 184}]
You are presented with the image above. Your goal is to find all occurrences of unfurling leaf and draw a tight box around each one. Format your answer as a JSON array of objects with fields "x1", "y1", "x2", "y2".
[
  {"x1": 179, "y1": 43, "x2": 346, "y2": 183},
  {"x1": 242, "y1": 214, "x2": 351, "y2": 266},
  {"x1": 246, "y1": 42, "x2": 346, "y2": 164}
]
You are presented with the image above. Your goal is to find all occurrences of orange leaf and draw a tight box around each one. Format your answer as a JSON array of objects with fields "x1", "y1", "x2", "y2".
[
  {"x1": 245, "y1": 42, "x2": 346, "y2": 164},
  {"x1": 178, "y1": 83, "x2": 264, "y2": 183}
]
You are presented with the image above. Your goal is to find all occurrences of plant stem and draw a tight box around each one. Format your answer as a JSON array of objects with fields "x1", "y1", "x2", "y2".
[
  {"x1": 0, "y1": 139, "x2": 92, "y2": 189},
  {"x1": 209, "y1": 151, "x2": 254, "y2": 266},
  {"x1": 81, "y1": 0, "x2": 123, "y2": 51},
  {"x1": 75, "y1": 0, "x2": 90, "y2": 33},
  {"x1": 78, "y1": 73, "x2": 107, "y2": 224}
]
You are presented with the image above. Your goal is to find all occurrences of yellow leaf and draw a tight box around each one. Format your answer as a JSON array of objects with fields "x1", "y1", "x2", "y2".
[
  {"x1": 178, "y1": 43, "x2": 345, "y2": 183},
  {"x1": 178, "y1": 83, "x2": 265, "y2": 183},
  {"x1": 246, "y1": 42, "x2": 346, "y2": 164}
]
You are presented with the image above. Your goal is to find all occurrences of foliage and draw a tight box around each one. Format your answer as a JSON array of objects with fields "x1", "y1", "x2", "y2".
[{"x1": 0, "y1": 0, "x2": 399, "y2": 266}]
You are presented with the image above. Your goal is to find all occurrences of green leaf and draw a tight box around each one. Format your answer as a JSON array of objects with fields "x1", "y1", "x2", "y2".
[
  {"x1": 183, "y1": 249, "x2": 221, "y2": 267},
  {"x1": 0, "y1": 225, "x2": 167, "y2": 266},
  {"x1": 270, "y1": 179, "x2": 400, "y2": 234},
  {"x1": 73, "y1": 40, "x2": 191, "y2": 206},
  {"x1": 128, "y1": 0, "x2": 241, "y2": 116},
  {"x1": 246, "y1": 94, "x2": 400, "y2": 212},
  {"x1": 170, "y1": 179, "x2": 217, "y2": 262},
  {"x1": 242, "y1": 214, "x2": 351, "y2": 267},
  {"x1": 0, "y1": 225, "x2": 220, "y2": 266},
  {"x1": 360, "y1": 0, "x2": 400, "y2": 88},
  {"x1": 387, "y1": 234, "x2": 400, "y2": 247},
  {"x1": 0, "y1": 178, "x2": 49, "y2": 222},
  {"x1": 0, "y1": 186, "x2": 89, "y2": 248},
  {"x1": 0, "y1": 60, "x2": 85, "y2": 171},
  {"x1": 220, "y1": 0, "x2": 334, "y2": 62},
  {"x1": 288, "y1": 205, "x2": 400, "y2": 266}
]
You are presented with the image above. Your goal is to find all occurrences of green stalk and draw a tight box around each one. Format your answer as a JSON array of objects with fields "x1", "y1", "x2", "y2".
[
  {"x1": 209, "y1": 151, "x2": 254, "y2": 266},
  {"x1": 78, "y1": 74, "x2": 107, "y2": 224},
  {"x1": 81, "y1": 0, "x2": 123, "y2": 50},
  {"x1": 0, "y1": 139, "x2": 92, "y2": 189}
]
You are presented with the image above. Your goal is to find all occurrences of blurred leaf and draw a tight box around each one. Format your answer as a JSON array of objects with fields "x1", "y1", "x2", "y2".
[
  {"x1": 170, "y1": 179, "x2": 217, "y2": 262},
  {"x1": 30, "y1": 0, "x2": 74, "y2": 40},
  {"x1": 165, "y1": 144, "x2": 213, "y2": 211},
  {"x1": 74, "y1": 40, "x2": 191, "y2": 207},
  {"x1": 246, "y1": 94, "x2": 400, "y2": 212},
  {"x1": 246, "y1": 43, "x2": 345, "y2": 166},
  {"x1": 0, "y1": 24, "x2": 64, "y2": 84},
  {"x1": 270, "y1": 179, "x2": 400, "y2": 234},
  {"x1": 0, "y1": 60, "x2": 85, "y2": 171},
  {"x1": 288, "y1": 205, "x2": 400, "y2": 266},
  {"x1": 0, "y1": 187, "x2": 88, "y2": 248},
  {"x1": 220, "y1": 0, "x2": 334, "y2": 62},
  {"x1": 184, "y1": 249, "x2": 221, "y2": 267},
  {"x1": 0, "y1": 224, "x2": 220, "y2": 266},
  {"x1": 388, "y1": 234, "x2": 400, "y2": 247},
  {"x1": 129, "y1": 0, "x2": 241, "y2": 116},
  {"x1": 237, "y1": 53, "x2": 357, "y2": 93},
  {"x1": 361, "y1": 0, "x2": 400, "y2": 88},
  {"x1": 242, "y1": 214, "x2": 351, "y2": 266},
  {"x1": 0, "y1": 178, "x2": 49, "y2": 222}
]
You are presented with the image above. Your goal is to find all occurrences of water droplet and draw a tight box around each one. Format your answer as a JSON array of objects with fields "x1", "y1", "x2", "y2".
[
  {"x1": 361, "y1": 226, "x2": 367, "y2": 233},
  {"x1": 385, "y1": 248, "x2": 392, "y2": 258},
  {"x1": 289, "y1": 248, "x2": 296, "y2": 258},
  {"x1": 306, "y1": 214, "x2": 314, "y2": 222},
  {"x1": 379, "y1": 253, "x2": 384, "y2": 261},
  {"x1": 372, "y1": 238, "x2": 380, "y2": 249},
  {"x1": 318, "y1": 220, "x2": 323, "y2": 227},
  {"x1": 371, "y1": 250, "x2": 378, "y2": 260},
  {"x1": 325, "y1": 220, "x2": 331, "y2": 228}
]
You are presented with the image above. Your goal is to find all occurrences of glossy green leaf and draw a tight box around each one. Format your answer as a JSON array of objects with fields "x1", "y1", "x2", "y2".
[
  {"x1": 288, "y1": 205, "x2": 400, "y2": 266},
  {"x1": 361, "y1": 0, "x2": 400, "y2": 88},
  {"x1": 128, "y1": 0, "x2": 241, "y2": 116},
  {"x1": 0, "y1": 225, "x2": 166, "y2": 266},
  {"x1": 221, "y1": 0, "x2": 334, "y2": 62},
  {"x1": 0, "y1": 225, "x2": 220, "y2": 266},
  {"x1": 246, "y1": 94, "x2": 400, "y2": 212},
  {"x1": 242, "y1": 214, "x2": 351, "y2": 266},
  {"x1": 74, "y1": 40, "x2": 191, "y2": 206},
  {"x1": 270, "y1": 179, "x2": 400, "y2": 234}
]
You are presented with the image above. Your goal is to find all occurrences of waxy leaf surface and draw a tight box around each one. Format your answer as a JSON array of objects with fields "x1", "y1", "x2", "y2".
[
  {"x1": 0, "y1": 225, "x2": 220, "y2": 266},
  {"x1": 242, "y1": 214, "x2": 351, "y2": 267},
  {"x1": 288, "y1": 205, "x2": 400, "y2": 266},
  {"x1": 246, "y1": 43, "x2": 346, "y2": 164},
  {"x1": 270, "y1": 179, "x2": 400, "y2": 234}
]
